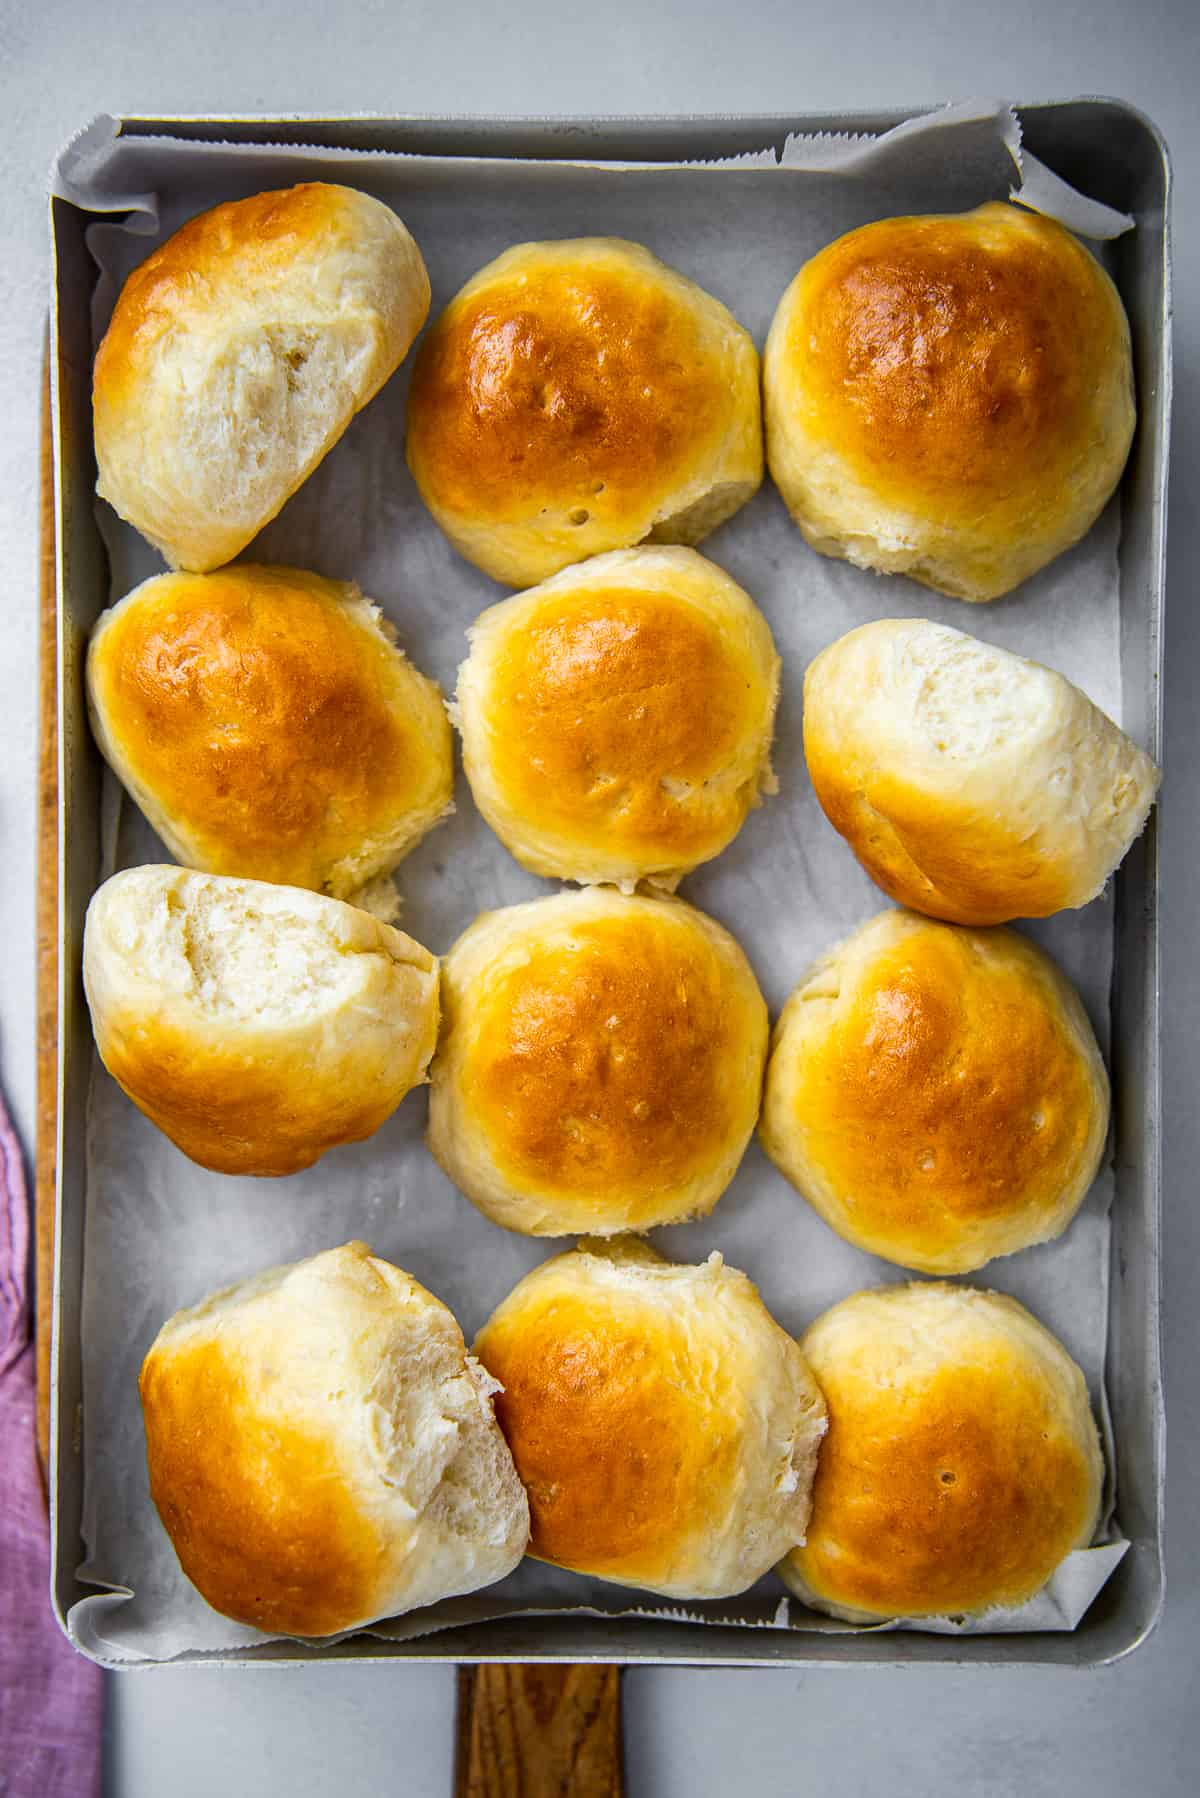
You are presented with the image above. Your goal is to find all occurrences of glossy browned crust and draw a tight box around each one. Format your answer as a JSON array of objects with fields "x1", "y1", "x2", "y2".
[
  {"x1": 763, "y1": 919, "x2": 1105, "y2": 1267},
  {"x1": 476, "y1": 1288, "x2": 737, "y2": 1580},
  {"x1": 787, "y1": 204, "x2": 1126, "y2": 520},
  {"x1": 484, "y1": 588, "x2": 751, "y2": 858},
  {"x1": 139, "y1": 1338, "x2": 382, "y2": 1637},
  {"x1": 813, "y1": 930, "x2": 1092, "y2": 1215},
  {"x1": 802, "y1": 742, "x2": 1077, "y2": 925},
  {"x1": 470, "y1": 914, "x2": 743, "y2": 1199},
  {"x1": 797, "y1": 1354, "x2": 1095, "y2": 1618},
  {"x1": 97, "y1": 1009, "x2": 403, "y2": 1177},
  {"x1": 88, "y1": 566, "x2": 448, "y2": 892},
  {"x1": 94, "y1": 185, "x2": 370, "y2": 410},
  {"x1": 407, "y1": 256, "x2": 736, "y2": 521}
]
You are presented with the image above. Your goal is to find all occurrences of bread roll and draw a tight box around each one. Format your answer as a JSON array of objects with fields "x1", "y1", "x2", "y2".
[
  {"x1": 84, "y1": 867, "x2": 439, "y2": 1176},
  {"x1": 475, "y1": 1239, "x2": 826, "y2": 1599},
  {"x1": 94, "y1": 183, "x2": 430, "y2": 571},
  {"x1": 87, "y1": 565, "x2": 452, "y2": 907},
  {"x1": 406, "y1": 238, "x2": 762, "y2": 586},
  {"x1": 455, "y1": 547, "x2": 780, "y2": 887},
  {"x1": 778, "y1": 1283, "x2": 1104, "y2": 1621},
  {"x1": 139, "y1": 1242, "x2": 528, "y2": 1637},
  {"x1": 803, "y1": 618, "x2": 1159, "y2": 925},
  {"x1": 759, "y1": 910, "x2": 1109, "y2": 1274},
  {"x1": 428, "y1": 888, "x2": 767, "y2": 1236},
  {"x1": 763, "y1": 202, "x2": 1135, "y2": 601}
]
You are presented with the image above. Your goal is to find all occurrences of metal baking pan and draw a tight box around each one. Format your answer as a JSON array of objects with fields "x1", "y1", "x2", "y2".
[{"x1": 47, "y1": 100, "x2": 1170, "y2": 1667}]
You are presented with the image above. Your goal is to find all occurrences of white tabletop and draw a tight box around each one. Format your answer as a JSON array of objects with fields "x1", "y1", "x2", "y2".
[{"x1": 3, "y1": 2, "x2": 1197, "y2": 1791}]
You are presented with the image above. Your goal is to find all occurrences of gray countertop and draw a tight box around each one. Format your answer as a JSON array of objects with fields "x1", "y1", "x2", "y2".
[{"x1": 3, "y1": 2, "x2": 1196, "y2": 1791}]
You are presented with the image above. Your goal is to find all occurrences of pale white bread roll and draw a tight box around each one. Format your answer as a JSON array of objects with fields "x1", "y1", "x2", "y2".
[
  {"x1": 474, "y1": 1239, "x2": 827, "y2": 1599},
  {"x1": 87, "y1": 565, "x2": 452, "y2": 910},
  {"x1": 83, "y1": 867, "x2": 439, "y2": 1176},
  {"x1": 759, "y1": 910, "x2": 1110, "y2": 1274},
  {"x1": 778, "y1": 1283, "x2": 1104, "y2": 1621},
  {"x1": 803, "y1": 618, "x2": 1159, "y2": 925},
  {"x1": 94, "y1": 184, "x2": 431, "y2": 571},
  {"x1": 763, "y1": 202, "x2": 1135, "y2": 601},
  {"x1": 139, "y1": 1242, "x2": 529, "y2": 1638},
  {"x1": 406, "y1": 238, "x2": 763, "y2": 587},
  {"x1": 454, "y1": 547, "x2": 780, "y2": 887},
  {"x1": 428, "y1": 888, "x2": 768, "y2": 1236}
]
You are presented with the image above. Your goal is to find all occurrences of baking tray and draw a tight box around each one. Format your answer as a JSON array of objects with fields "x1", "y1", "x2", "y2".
[{"x1": 46, "y1": 100, "x2": 1170, "y2": 1668}]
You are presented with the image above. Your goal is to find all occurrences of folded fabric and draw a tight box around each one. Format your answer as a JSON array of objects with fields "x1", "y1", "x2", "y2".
[{"x1": 0, "y1": 1085, "x2": 102, "y2": 1797}]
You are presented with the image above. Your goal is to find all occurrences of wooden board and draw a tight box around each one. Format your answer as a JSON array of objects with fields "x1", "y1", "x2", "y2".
[
  {"x1": 456, "y1": 1666, "x2": 623, "y2": 1798},
  {"x1": 36, "y1": 343, "x2": 58, "y2": 1489}
]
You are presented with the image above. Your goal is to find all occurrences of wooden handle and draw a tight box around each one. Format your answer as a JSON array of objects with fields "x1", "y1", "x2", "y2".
[
  {"x1": 36, "y1": 339, "x2": 59, "y2": 1491},
  {"x1": 455, "y1": 1665, "x2": 623, "y2": 1798}
]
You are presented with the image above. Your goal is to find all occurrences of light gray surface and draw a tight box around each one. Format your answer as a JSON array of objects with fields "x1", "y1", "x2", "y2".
[{"x1": 2, "y1": 0, "x2": 1196, "y2": 1793}]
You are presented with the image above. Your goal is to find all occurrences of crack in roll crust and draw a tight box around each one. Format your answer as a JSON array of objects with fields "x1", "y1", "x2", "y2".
[
  {"x1": 759, "y1": 910, "x2": 1110, "y2": 1274},
  {"x1": 778, "y1": 1284, "x2": 1104, "y2": 1621},
  {"x1": 407, "y1": 239, "x2": 763, "y2": 586},
  {"x1": 455, "y1": 547, "x2": 780, "y2": 886},
  {"x1": 802, "y1": 617, "x2": 1159, "y2": 925},
  {"x1": 764, "y1": 203, "x2": 1136, "y2": 601},
  {"x1": 94, "y1": 183, "x2": 430, "y2": 571},
  {"x1": 428, "y1": 889, "x2": 768, "y2": 1235},
  {"x1": 87, "y1": 565, "x2": 453, "y2": 904},
  {"x1": 83, "y1": 867, "x2": 440, "y2": 1176},
  {"x1": 139, "y1": 1243, "x2": 529, "y2": 1638},
  {"x1": 474, "y1": 1240, "x2": 827, "y2": 1598}
]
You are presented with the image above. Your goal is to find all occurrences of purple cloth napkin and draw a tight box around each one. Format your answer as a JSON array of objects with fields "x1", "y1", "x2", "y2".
[{"x1": 0, "y1": 1088, "x2": 102, "y2": 1798}]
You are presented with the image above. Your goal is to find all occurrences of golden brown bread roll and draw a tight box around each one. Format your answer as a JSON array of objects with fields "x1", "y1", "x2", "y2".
[
  {"x1": 778, "y1": 1283, "x2": 1104, "y2": 1621},
  {"x1": 428, "y1": 888, "x2": 768, "y2": 1236},
  {"x1": 139, "y1": 1243, "x2": 529, "y2": 1637},
  {"x1": 94, "y1": 183, "x2": 430, "y2": 571},
  {"x1": 759, "y1": 910, "x2": 1110, "y2": 1274},
  {"x1": 83, "y1": 867, "x2": 439, "y2": 1176},
  {"x1": 802, "y1": 617, "x2": 1159, "y2": 925},
  {"x1": 87, "y1": 565, "x2": 452, "y2": 909},
  {"x1": 763, "y1": 202, "x2": 1135, "y2": 601},
  {"x1": 406, "y1": 238, "x2": 763, "y2": 586},
  {"x1": 454, "y1": 547, "x2": 780, "y2": 887},
  {"x1": 474, "y1": 1239, "x2": 827, "y2": 1599}
]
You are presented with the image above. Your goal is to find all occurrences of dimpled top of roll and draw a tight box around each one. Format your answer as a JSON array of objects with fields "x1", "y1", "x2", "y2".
[
  {"x1": 758, "y1": 909, "x2": 1110, "y2": 1274},
  {"x1": 406, "y1": 238, "x2": 763, "y2": 586},
  {"x1": 802, "y1": 617, "x2": 1159, "y2": 925},
  {"x1": 139, "y1": 1243, "x2": 529, "y2": 1638},
  {"x1": 455, "y1": 547, "x2": 780, "y2": 886},
  {"x1": 94, "y1": 183, "x2": 430, "y2": 571},
  {"x1": 474, "y1": 1240, "x2": 827, "y2": 1599},
  {"x1": 778, "y1": 1283, "x2": 1104, "y2": 1622},
  {"x1": 87, "y1": 565, "x2": 452, "y2": 903},
  {"x1": 427, "y1": 888, "x2": 768, "y2": 1236},
  {"x1": 763, "y1": 203, "x2": 1135, "y2": 601}
]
